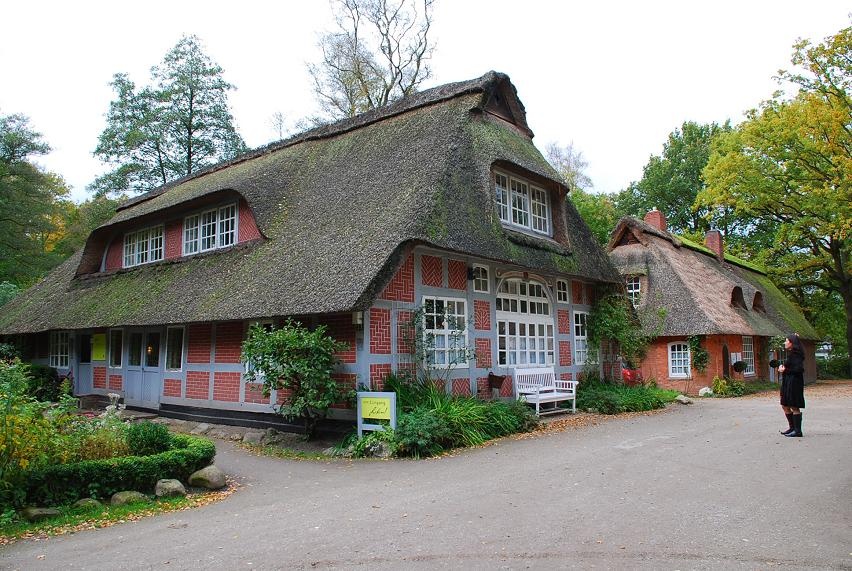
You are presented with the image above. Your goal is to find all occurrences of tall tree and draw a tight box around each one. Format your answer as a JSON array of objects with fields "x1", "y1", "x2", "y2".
[
  {"x1": 620, "y1": 121, "x2": 733, "y2": 236},
  {"x1": 0, "y1": 113, "x2": 71, "y2": 285},
  {"x1": 308, "y1": 0, "x2": 435, "y2": 119},
  {"x1": 546, "y1": 142, "x2": 593, "y2": 192},
  {"x1": 699, "y1": 25, "x2": 852, "y2": 375},
  {"x1": 92, "y1": 35, "x2": 246, "y2": 196}
]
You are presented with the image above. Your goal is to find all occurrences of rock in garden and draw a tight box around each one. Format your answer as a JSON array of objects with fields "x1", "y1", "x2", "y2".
[
  {"x1": 189, "y1": 423, "x2": 210, "y2": 435},
  {"x1": 698, "y1": 387, "x2": 713, "y2": 397},
  {"x1": 19, "y1": 507, "x2": 60, "y2": 522},
  {"x1": 73, "y1": 498, "x2": 103, "y2": 509},
  {"x1": 229, "y1": 433, "x2": 244, "y2": 441},
  {"x1": 207, "y1": 429, "x2": 228, "y2": 439},
  {"x1": 243, "y1": 431, "x2": 264, "y2": 445},
  {"x1": 188, "y1": 465, "x2": 226, "y2": 489},
  {"x1": 111, "y1": 491, "x2": 148, "y2": 506},
  {"x1": 675, "y1": 395, "x2": 694, "y2": 405},
  {"x1": 155, "y1": 479, "x2": 187, "y2": 498}
]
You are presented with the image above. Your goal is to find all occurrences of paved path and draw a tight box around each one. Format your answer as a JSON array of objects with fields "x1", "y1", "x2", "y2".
[{"x1": 2, "y1": 389, "x2": 850, "y2": 570}]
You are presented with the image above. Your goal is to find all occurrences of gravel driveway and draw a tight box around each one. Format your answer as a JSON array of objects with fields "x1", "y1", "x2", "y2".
[{"x1": 2, "y1": 383, "x2": 850, "y2": 570}]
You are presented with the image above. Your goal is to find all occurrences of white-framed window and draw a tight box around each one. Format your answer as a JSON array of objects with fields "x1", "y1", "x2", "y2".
[
  {"x1": 165, "y1": 327, "x2": 184, "y2": 371},
  {"x1": 109, "y1": 329, "x2": 123, "y2": 368},
  {"x1": 742, "y1": 336, "x2": 755, "y2": 375},
  {"x1": 423, "y1": 296, "x2": 468, "y2": 368},
  {"x1": 183, "y1": 203, "x2": 238, "y2": 255},
  {"x1": 556, "y1": 280, "x2": 569, "y2": 304},
  {"x1": 668, "y1": 342, "x2": 691, "y2": 378},
  {"x1": 494, "y1": 170, "x2": 551, "y2": 235},
  {"x1": 496, "y1": 279, "x2": 555, "y2": 367},
  {"x1": 49, "y1": 331, "x2": 70, "y2": 368},
  {"x1": 626, "y1": 276, "x2": 641, "y2": 307},
  {"x1": 573, "y1": 311, "x2": 589, "y2": 365},
  {"x1": 472, "y1": 265, "x2": 489, "y2": 293},
  {"x1": 123, "y1": 225, "x2": 164, "y2": 268}
]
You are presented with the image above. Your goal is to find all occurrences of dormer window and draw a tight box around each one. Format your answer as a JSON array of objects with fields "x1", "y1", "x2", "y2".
[
  {"x1": 495, "y1": 171, "x2": 550, "y2": 235},
  {"x1": 752, "y1": 292, "x2": 766, "y2": 312},
  {"x1": 183, "y1": 203, "x2": 237, "y2": 255},
  {"x1": 731, "y1": 286, "x2": 746, "y2": 309},
  {"x1": 123, "y1": 225, "x2": 164, "y2": 268}
]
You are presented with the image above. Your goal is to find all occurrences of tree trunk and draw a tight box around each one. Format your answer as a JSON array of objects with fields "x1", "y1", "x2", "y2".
[{"x1": 844, "y1": 287, "x2": 852, "y2": 378}]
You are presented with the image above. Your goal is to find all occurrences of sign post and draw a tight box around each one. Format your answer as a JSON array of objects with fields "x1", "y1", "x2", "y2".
[{"x1": 356, "y1": 391, "x2": 397, "y2": 437}]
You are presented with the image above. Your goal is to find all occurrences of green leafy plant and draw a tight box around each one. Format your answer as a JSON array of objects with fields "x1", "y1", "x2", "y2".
[
  {"x1": 732, "y1": 360, "x2": 747, "y2": 373},
  {"x1": 575, "y1": 378, "x2": 679, "y2": 414},
  {"x1": 712, "y1": 375, "x2": 746, "y2": 396},
  {"x1": 687, "y1": 336, "x2": 709, "y2": 373},
  {"x1": 242, "y1": 320, "x2": 354, "y2": 440},
  {"x1": 349, "y1": 428, "x2": 398, "y2": 458},
  {"x1": 588, "y1": 292, "x2": 665, "y2": 367},
  {"x1": 394, "y1": 408, "x2": 451, "y2": 458},
  {"x1": 126, "y1": 421, "x2": 172, "y2": 456},
  {"x1": 397, "y1": 304, "x2": 476, "y2": 386}
]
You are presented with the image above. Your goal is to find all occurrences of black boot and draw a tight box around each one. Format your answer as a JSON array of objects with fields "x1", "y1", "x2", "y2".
[
  {"x1": 780, "y1": 413, "x2": 795, "y2": 435},
  {"x1": 784, "y1": 414, "x2": 802, "y2": 437}
]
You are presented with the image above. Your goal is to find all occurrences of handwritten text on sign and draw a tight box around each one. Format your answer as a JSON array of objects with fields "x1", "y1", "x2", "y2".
[{"x1": 361, "y1": 397, "x2": 391, "y2": 420}]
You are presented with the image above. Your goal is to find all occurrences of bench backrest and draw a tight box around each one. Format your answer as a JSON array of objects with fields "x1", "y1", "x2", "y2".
[{"x1": 514, "y1": 367, "x2": 556, "y2": 392}]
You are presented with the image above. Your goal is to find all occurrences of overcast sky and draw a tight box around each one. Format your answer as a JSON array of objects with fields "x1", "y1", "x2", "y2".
[{"x1": 2, "y1": 1, "x2": 848, "y2": 202}]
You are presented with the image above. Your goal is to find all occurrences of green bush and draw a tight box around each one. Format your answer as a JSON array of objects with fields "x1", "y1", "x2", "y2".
[
  {"x1": 817, "y1": 356, "x2": 850, "y2": 379},
  {"x1": 394, "y1": 407, "x2": 452, "y2": 458},
  {"x1": 25, "y1": 365, "x2": 66, "y2": 402},
  {"x1": 575, "y1": 379, "x2": 678, "y2": 414},
  {"x1": 712, "y1": 376, "x2": 746, "y2": 396},
  {"x1": 126, "y1": 421, "x2": 172, "y2": 456},
  {"x1": 24, "y1": 434, "x2": 215, "y2": 507}
]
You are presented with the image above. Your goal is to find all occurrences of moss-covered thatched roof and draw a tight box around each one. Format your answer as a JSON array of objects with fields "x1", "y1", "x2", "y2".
[
  {"x1": 608, "y1": 216, "x2": 818, "y2": 339},
  {"x1": 0, "y1": 72, "x2": 619, "y2": 334}
]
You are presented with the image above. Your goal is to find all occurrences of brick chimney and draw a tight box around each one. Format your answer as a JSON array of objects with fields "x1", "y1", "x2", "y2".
[
  {"x1": 705, "y1": 229, "x2": 724, "y2": 260},
  {"x1": 643, "y1": 208, "x2": 667, "y2": 232}
]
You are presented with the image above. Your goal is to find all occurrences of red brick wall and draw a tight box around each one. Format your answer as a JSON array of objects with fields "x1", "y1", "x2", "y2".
[
  {"x1": 421, "y1": 255, "x2": 443, "y2": 287},
  {"x1": 331, "y1": 373, "x2": 357, "y2": 409},
  {"x1": 165, "y1": 220, "x2": 182, "y2": 259},
  {"x1": 186, "y1": 371, "x2": 210, "y2": 400},
  {"x1": 238, "y1": 199, "x2": 262, "y2": 243},
  {"x1": 317, "y1": 314, "x2": 356, "y2": 363},
  {"x1": 557, "y1": 309, "x2": 570, "y2": 335},
  {"x1": 370, "y1": 363, "x2": 392, "y2": 390},
  {"x1": 448, "y1": 259, "x2": 467, "y2": 290},
  {"x1": 560, "y1": 372, "x2": 574, "y2": 381},
  {"x1": 276, "y1": 385, "x2": 294, "y2": 405},
  {"x1": 93, "y1": 366, "x2": 107, "y2": 389},
  {"x1": 475, "y1": 338, "x2": 492, "y2": 368},
  {"x1": 379, "y1": 253, "x2": 415, "y2": 302},
  {"x1": 187, "y1": 324, "x2": 212, "y2": 364},
  {"x1": 215, "y1": 322, "x2": 243, "y2": 364},
  {"x1": 572, "y1": 281, "x2": 585, "y2": 305},
  {"x1": 559, "y1": 341, "x2": 572, "y2": 366},
  {"x1": 396, "y1": 310, "x2": 414, "y2": 355},
  {"x1": 452, "y1": 379, "x2": 472, "y2": 396},
  {"x1": 585, "y1": 284, "x2": 595, "y2": 305},
  {"x1": 370, "y1": 308, "x2": 391, "y2": 354},
  {"x1": 243, "y1": 382, "x2": 268, "y2": 404},
  {"x1": 163, "y1": 378, "x2": 182, "y2": 398},
  {"x1": 476, "y1": 376, "x2": 490, "y2": 398},
  {"x1": 213, "y1": 371, "x2": 241, "y2": 402},
  {"x1": 108, "y1": 374, "x2": 123, "y2": 391},
  {"x1": 105, "y1": 239, "x2": 122, "y2": 271},
  {"x1": 474, "y1": 300, "x2": 491, "y2": 331}
]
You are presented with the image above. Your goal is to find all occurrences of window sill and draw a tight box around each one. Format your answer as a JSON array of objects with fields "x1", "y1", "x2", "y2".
[{"x1": 503, "y1": 228, "x2": 570, "y2": 255}]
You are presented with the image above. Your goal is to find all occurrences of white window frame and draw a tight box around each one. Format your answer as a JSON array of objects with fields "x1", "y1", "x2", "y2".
[
  {"x1": 109, "y1": 329, "x2": 123, "y2": 369},
  {"x1": 668, "y1": 342, "x2": 691, "y2": 378},
  {"x1": 123, "y1": 225, "x2": 164, "y2": 268},
  {"x1": 556, "y1": 280, "x2": 569, "y2": 304},
  {"x1": 626, "y1": 276, "x2": 641, "y2": 307},
  {"x1": 422, "y1": 296, "x2": 469, "y2": 369},
  {"x1": 494, "y1": 170, "x2": 551, "y2": 236},
  {"x1": 165, "y1": 326, "x2": 185, "y2": 372},
  {"x1": 496, "y1": 279, "x2": 555, "y2": 367},
  {"x1": 472, "y1": 265, "x2": 489, "y2": 293},
  {"x1": 742, "y1": 336, "x2": 755, "y2": 376},
  {"x1": 49, "y1": 331, "x2": 70, "y2": 368},
  {"x1": 573, "y1": 311, "x2": 589, "y2": 365},
  {"x1": 183, "y1": 203, "x2": 238, "y2": 255}
]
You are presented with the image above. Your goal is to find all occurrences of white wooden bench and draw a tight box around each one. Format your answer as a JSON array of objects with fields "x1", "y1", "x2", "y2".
[{"x1": 513, "y1": 367, "x2": 577, "y2": 416}]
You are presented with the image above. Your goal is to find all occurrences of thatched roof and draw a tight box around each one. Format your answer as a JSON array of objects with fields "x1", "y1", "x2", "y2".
[
  {"x1": 608, "y1": 216, "x2": 818, "y2": 339},
  {"x1": 0, "y1": 72, "x2": 619, "y2": 335}
]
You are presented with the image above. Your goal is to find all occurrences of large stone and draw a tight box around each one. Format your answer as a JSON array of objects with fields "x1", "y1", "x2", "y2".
[
  {"x1": 19, "y1": 507, "x2": 60, "y2": 522},
  {"x1": 207, "y1": 429, "x2": 228, "y2": 439},
  {"x1": 111, "y1": 491, "x2": 149, "y2": 506},
  {"x1": 188, "y1": 465, "x2": 226, "y2": 490},
  {"x1": 243, "y1": 431, "x2": 264, "y2": 445},
  {"x1": 675, "y1": 395, "x2": 694, "y2": 405},
  {"x1": 698, "y1": 387, "x2": 714, "y2": 397},
  {"x1": 155, "y1": 479, "x2": 187, "y2": 498},
  {"x1": 73, "y1": 498, "x2": 103, "y2": 509},
  {"x1": 189, "y1": 423, "x2": 210, "y2": 435}
]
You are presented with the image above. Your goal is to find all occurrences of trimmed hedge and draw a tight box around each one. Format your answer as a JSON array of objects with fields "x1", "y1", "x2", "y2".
[{"x1": 24, "y1": 434, "x2": 215, "y2": 506}]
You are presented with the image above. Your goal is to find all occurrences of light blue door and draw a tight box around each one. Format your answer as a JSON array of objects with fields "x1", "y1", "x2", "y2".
[
  {"x1": 76, "y1": 333, "x2": 93, "y2": 395},
  {"x1": 125, "y1": 329, "x2": 162, "y2": 409}
]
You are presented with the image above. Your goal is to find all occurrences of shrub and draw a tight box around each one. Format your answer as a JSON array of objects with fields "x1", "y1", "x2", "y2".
[
  {"x1": 24, "y1": 365, "x2": 66, "y2": 402},
  {"x1": 575, "y1": 379, "x2": 678, "y2": 414},
  {"x1": 817, "y1": 356, "x2": 850, "y2": 380},
  {"x1": 24, "y1": 434, "x2": 215, "y2": 507},
  {"x1": 395, "y1": 408, "x2": 453, "y2": 457},
  {"x1": 126, "y1": 421, "x2": 172, "y2": 456},
  {"x1": 349, "y1": 428, "x2": 398, "y2": 458},
  {"x1": 732, "y1": 360, "x2": 747, "y2": 373},
  {"x1": 712, "y1": 375, "x2": 746, "y2": 397}
]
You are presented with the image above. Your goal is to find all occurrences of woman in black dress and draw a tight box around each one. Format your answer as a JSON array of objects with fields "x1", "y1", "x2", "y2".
[{"x1": 778, "y1": 333, "x2": 805, "y2": 437}]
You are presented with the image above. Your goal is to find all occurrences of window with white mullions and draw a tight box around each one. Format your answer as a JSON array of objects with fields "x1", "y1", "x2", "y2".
[
  {"x1": 49, "y1": 331, "x2": 70, "y2": 368},
  {"x1": 496, "y1": 278, "x2": 555, "y2": 367},
  {"x1": 423, "y1": 296, "x2": 468, "y2": 367},
  {"x1": 183, "y1": 214, "x2": 200, "y2": 254},
  {"x1": 472, "y1": 265, "x2": 489, "y2": 293},
  {"x1": 495, "y1": 173, "x2": 509, "y2": 222},
  {"x1": 742, "y1": 336, "x2": 755, "y2": 375},
  {"x1": 573, "y1": 311, "x2": 589, "y2": 365},
  {"x1": 626, "y1": 276, "x2": 641, "y2": 307},
  {"x1": 494, "y1": 170, "x2": 552, "y2": 235},
  {"x1": 530, "y1": 186, "x2": 549, "y2": 233},
  {"x1": 511, "y1": 178, "x2": 529, "y2": 227},
  {"x1": 668, "y1": 342, "x2": 691, "y2": 378},
  {"x1": 556, "y1": 280, "x2": 569, "y2": 303},
  {"x1": 218, "y1": 204, "x2": 237, "y2": 247},
  {"x1": 123, "y1": 226, "x2": 164, "y2": 268},
  {"x1": 183, "y1": 203, "x2": 238, "y2": 255},
  {"x1": 200, "y1": 210, "x2": 217, "y2": 251}
]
